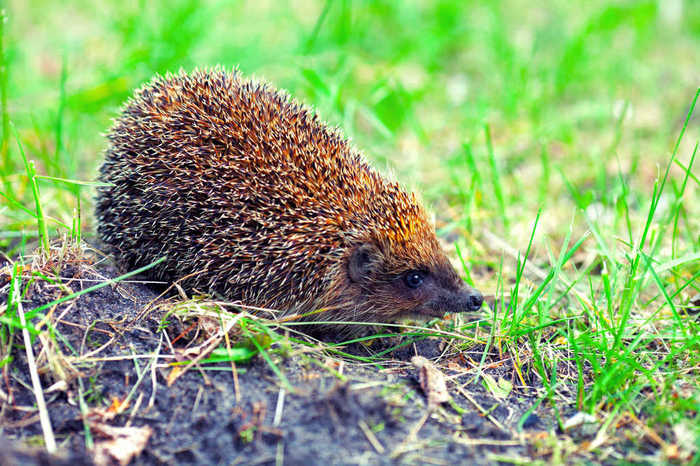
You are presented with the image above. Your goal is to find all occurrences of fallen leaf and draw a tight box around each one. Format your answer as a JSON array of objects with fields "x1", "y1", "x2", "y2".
[
  {"x1": 107, "y1": 396, "x2": 129, "y2": 414},
  {"x1": 562, "y1": 411, "x2": 598, "y2": 432},
  {"x1": 411, "y1": 356, "x2": 450, "y2": 410},
  {"x1": 167, "y1": 366, "x2": 184, "y2": 386},
  {"x1": 672, "y1": 421, "x2": 697, "y2": 460},
  {"x1": 482, "y1": 373, "x2": 512, "y2": 400},
  {"x1": 92, "y1": 423, "x2": 152, "y2": 466}
]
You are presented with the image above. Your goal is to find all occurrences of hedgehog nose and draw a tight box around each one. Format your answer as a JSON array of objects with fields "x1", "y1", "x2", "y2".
[{"x1": 467, "y1": 291, "x2": 483, "y2": 311}]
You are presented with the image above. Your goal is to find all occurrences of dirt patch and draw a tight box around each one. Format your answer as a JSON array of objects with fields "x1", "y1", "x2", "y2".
[{"x1": 0, "y1": 251, "x2": 555, "y2": 465}]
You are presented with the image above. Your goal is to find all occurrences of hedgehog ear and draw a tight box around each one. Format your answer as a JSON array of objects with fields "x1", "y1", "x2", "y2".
[{"x1": 348, "y1": 244, "x2": 379, "y2": 283}]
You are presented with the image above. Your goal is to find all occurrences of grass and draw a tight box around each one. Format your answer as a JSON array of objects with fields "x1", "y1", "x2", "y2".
[{"x1": 1, "y1": 0, "x2": 699, "y2": 463}]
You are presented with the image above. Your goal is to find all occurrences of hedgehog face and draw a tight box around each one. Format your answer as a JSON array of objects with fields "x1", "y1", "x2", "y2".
[
  {"x1": 347, "y1": 242, "x2": 483, "y2": 320},
  {"x1": 398, "y1": 265, "x2": 484, "y2": 318}
]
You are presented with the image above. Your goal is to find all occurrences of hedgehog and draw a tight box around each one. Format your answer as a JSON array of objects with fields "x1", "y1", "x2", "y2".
[{"x1": 96, "y1": 69, "x2": 483, "y2": 335}]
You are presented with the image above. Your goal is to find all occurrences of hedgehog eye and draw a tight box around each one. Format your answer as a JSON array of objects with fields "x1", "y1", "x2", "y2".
[{"x1": 403, "y1": 270, "x2": 426, "y2": 289}]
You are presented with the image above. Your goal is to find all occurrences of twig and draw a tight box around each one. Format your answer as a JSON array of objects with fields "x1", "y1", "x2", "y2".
[
  {"x1": 166, "y1": 312, "x2": 245, "y2": 385},
  {"x1": 13, "y1": 273, "x2": 56, "y2": 453},
  {"x1": 358, "y1": 419, "x2": 385, "y2": 454},
  {"x1": 223, "y1": 325, "x2": 240, "y2": 403},
  {"x1": 627, "y1": 411, "x2": 668, "y2": 449},
  {"x1": 148, "y1": 333, "x2": 163, "y2": 410},
  {"x1": 192, "y1": 386, "x2": 204, "y2": 414},
  {"x1": 454, "y1": 385, "x2": 508, "y2": 433},
  {"x1": 126, "y1": 392, "x2": 144, "y2": 427},
  {"x1": 390, "y1": 410, "x2": 430, "y2": 458},
  {"x1": 67, "y1": 354, "x2": 176, "y2": 363},
  {"x1": 452, "y1": 434, "x2": 521, "y2": 447},
  {"x1": 121, "y1": 347, "x2": 158, "y2": 411},
  {"x1": 273, "y1": 388, "x2": 285, "y2": 427},
  {"x1": 274, "y1": 387, "x2": 286, "y2": 466},
  {"x1": 0, "y1": 413, "x2": 42, "y2": 428}
]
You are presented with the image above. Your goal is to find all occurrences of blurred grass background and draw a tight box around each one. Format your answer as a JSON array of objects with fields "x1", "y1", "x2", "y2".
[
  {"x1": 3, "y1": 0, "x2": 698, "y2": 246},
  {"x1": 1, "y1": 0, "x2": 699, "y2": 458}
]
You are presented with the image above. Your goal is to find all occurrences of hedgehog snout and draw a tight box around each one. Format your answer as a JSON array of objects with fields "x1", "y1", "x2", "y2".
[
  {"x1": 461, "y1": 287, "x2": 484, "y2": 312},
  {"x1": 440, "y1": 285, "x2": 483, "y2": 314}
]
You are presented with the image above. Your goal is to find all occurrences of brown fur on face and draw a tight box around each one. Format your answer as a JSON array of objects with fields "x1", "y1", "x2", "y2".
[
  {"x1": 311, "y1": 237, "x2": 482, "y2": 335},
  {"x1": 96, "y1": 68, "x2": 482, "y2": 336}
]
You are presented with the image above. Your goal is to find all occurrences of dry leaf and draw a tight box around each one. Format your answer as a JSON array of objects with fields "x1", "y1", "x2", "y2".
[
  {"x1": 92, "y1": 423, "x2": 152, "y2": 466},
  {"x1": 167, "y1": 366, "x2": 184, "y2": 386},
  {"x1": 562, "y1": 411, "x2": 598, "y2": 432},
  {"x1": 481, "y1": 373, "x2": 512, "y2": 400},
  {"x1": 107, "y1": 396, "x2": 129, "y2": 415},
  {"x1": 411, "y1": 356, "x2": 450, "y2": 410}
]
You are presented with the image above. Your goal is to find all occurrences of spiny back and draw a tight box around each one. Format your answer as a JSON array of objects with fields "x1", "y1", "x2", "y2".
[{"x1": 97, "y1": 69, "x2": 481, "y2": 332}]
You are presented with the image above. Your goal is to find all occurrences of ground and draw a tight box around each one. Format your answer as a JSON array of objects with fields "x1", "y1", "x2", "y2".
[{"x1": 0, "y1": 247, "x2": 595, "y2": 465}]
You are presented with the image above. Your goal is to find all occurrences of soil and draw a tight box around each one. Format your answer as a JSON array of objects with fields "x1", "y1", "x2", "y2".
[{"x1": 0, "y1": 252, "x2": 558, "y2": 465}]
